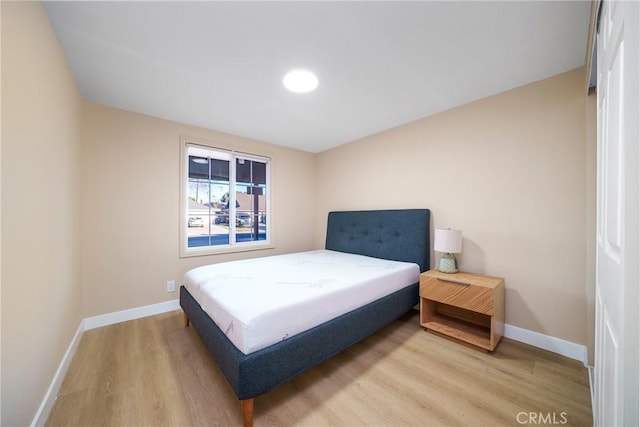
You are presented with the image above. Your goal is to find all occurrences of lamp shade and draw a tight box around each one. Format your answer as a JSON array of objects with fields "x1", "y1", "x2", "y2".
[{"x1": 434, "y1": 228, "x2": 463, "y2": 253}]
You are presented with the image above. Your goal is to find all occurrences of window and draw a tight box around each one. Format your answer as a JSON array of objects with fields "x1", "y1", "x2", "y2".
[{"x1": 181, "y1": 140, "x2": 271, "y2": 256}]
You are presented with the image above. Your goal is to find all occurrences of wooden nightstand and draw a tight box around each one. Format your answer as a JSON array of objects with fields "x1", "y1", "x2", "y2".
[{"x1": 419, "y1": 269, "x2": 505, "y2": 351}]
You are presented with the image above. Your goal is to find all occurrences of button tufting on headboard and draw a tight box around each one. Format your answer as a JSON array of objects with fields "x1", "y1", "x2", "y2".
[{"x1": 325, "y1": 209, "x2": 430, "y2": 272}]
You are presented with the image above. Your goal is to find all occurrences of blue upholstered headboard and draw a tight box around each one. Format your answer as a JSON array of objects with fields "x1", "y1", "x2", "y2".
[{"x1": 325, "y1": 209, "x2": 430, "y2": 272}]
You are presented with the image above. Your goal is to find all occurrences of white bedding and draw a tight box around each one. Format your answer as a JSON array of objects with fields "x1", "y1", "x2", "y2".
[{"x1": 183, "y1": 249, "x2": 419, "y2": 354}]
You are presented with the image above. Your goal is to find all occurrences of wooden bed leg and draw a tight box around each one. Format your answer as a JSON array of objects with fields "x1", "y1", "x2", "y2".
[
  {"x1": 183, "y1": 311, "x2": 190, "y2": 327},
  {"x1": 241, "y1": 398, "x2": 254, "y2": 427}
]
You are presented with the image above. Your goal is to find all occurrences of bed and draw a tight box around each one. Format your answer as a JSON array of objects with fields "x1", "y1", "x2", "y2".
[{"x1": 180, "y1": 209, "x2": 430, "y2": 426}]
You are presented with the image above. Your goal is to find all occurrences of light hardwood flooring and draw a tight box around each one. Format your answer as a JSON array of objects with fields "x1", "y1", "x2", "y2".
[{"x1": 46, "y1": 310, "x2": 592, "y2": 426}]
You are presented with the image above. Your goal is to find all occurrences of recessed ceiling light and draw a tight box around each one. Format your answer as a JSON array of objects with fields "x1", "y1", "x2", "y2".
[{"x1": 283, "y1": 69, "x2": 318, "y2": 93}]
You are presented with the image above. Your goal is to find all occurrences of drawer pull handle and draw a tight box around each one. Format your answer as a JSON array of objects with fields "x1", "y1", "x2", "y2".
[{"x1": 437, "y1": 277, "x2": 471, "y2": 286}]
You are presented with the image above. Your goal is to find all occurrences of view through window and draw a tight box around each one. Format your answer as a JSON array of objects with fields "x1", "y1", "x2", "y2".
[{"x1": 185, "y1": 144, "x2": 269, "y2": 251}]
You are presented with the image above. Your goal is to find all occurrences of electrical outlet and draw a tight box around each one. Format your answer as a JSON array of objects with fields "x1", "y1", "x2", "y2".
[{"x1": 166, "y1": 280, "x2": 176, "y2": 292}]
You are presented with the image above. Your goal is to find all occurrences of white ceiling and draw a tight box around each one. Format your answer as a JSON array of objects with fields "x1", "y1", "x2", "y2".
[{"x1": 43, "y1": 1, "x2": 591, "y2": 153}]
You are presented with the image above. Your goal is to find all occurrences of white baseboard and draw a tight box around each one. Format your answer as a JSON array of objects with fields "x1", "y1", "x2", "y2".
[
  {"x1": 84, "y1": 299, "x2": 180, "y2": 330},
  {"x1": 504, "y1": 323, "x2": 588, "y2": 366},
  {"x1": 30, "y1": 322, "x2": 84, "y2": 427},
  {"x1": 31, "y1": 299, "x2": 180, "y2": 426}
]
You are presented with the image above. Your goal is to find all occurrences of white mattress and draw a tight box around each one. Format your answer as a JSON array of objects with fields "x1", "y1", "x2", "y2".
[{"x1": 183, "y1": 249, "x2": 419, "y2": 354}]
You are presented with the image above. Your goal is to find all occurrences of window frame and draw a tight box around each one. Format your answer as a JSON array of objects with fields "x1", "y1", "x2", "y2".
[{"x1": 179, "y1": 136, "x2": 273, "y2": 257}]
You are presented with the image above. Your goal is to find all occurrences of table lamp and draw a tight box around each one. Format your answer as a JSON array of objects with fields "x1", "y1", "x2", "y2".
[{"x1": 434, "y1": 228, "x2": 462, "y2": 273}]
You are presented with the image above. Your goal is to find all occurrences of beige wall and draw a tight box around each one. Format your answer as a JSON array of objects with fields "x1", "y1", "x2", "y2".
[
  {"x1": 316, "y1": 67, "x2": 591, "y2": 346},
  {"x1": 80, "y1": 103, "x2": 317, "y2": 316},
  {"x1": 1, "y1": 2, "x2": 84, "y2": 425}
]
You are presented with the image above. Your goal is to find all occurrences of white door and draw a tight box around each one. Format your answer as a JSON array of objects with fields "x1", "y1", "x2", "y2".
[{"x1": 594, "y1": 0, "x2": 639, "y2": 426}]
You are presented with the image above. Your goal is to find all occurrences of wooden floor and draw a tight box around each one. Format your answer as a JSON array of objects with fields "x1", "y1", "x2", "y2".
[{"x1": 46, "y1": 310, "x2": 592, "y2": 426}]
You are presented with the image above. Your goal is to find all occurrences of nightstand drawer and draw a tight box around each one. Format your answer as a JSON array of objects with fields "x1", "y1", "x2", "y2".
[{"x1": 420, "y1": 275, "x2": 494, "y2": 315}]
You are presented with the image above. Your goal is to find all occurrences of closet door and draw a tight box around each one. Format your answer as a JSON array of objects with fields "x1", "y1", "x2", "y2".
[{"x1": 594, "y1": 1, "x2": 639, "y2": 425}]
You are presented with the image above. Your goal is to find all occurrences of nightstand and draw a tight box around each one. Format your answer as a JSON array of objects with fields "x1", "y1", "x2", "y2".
[{"x1": 419, "y1": 269, "x2": 505, "y2": 351}]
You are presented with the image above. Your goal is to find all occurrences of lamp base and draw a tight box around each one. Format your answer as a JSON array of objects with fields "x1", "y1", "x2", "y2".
[{"x1": 437, "y1": 253, "x2": 458, "y2": 273}]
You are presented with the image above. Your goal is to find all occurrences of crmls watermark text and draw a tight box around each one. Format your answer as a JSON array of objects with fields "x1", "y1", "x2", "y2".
[{"x1": 516, "y1": 412, "x2": 568, "y2": 425}]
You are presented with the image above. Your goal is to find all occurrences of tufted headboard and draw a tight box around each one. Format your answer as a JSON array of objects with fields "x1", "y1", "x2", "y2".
[{"x1": 325, "y1": 209, "x2": 430, "y2": 272}]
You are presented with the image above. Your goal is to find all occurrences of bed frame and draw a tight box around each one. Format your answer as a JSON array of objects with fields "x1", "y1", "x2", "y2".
[{"x1": 180, "y1": 209, "x2": 430, "y2": 426}]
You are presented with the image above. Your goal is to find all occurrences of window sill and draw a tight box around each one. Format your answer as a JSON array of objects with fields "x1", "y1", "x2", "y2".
[{"x1": 180, "y1": 242, "x2": 275, "y2": 258}]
